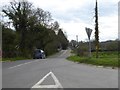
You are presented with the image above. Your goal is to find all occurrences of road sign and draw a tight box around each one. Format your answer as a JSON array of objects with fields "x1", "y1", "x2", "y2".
[{"x1": 85, "y1": 27, "x2": 92, "y2": 40}]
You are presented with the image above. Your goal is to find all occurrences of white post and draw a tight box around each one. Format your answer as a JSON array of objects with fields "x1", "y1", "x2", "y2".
[
  {"x1": 88, "y1": 37, "x2": 91, "y2": 57},
  {"x1": 85, "y1": 28, "x2": 92, "y2": 57}
]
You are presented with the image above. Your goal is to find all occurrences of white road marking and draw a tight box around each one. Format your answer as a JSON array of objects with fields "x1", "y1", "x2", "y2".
[
  {"x1": 32, "y1": 71, "x2": 63, "y2": 88},
  {"x1": 59, "y1": 50, "x2": 67, "y2": 57},
  {"x1": 8, "y1": 60, "x2": 39, "y2": 69}
]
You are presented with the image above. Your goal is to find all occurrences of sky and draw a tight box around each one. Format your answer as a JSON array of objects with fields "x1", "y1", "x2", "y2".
[{"x1": 0, "y1": 0, "x2": 119, "y2": 42}]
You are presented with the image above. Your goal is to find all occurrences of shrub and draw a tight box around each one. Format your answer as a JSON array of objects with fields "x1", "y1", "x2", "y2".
[{"x1": 76, "y1": 44, "x2": 88, "y2": 57}]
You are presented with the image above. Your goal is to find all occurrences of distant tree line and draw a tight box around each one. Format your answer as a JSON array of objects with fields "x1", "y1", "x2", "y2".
[
  {"x1": 69, "y1": 39, "x2": 118, "y2": 56},
  {"x1": 2, "y1": 0, "x2": 68, "y2": 58}
]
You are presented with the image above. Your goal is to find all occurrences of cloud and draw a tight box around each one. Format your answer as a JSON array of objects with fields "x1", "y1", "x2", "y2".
[
  {"x1": 60, "y1": 19, "x2": 94, "y2": 41},
  {"x1": 99, "y1": 15, "x2": 118, "y2": 41},
  {"x1": 1, "y1": 0, "x2": 119, "y2": 41}
]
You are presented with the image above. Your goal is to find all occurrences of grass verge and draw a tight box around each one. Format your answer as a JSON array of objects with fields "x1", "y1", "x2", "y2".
[
  {"x1": 67, "y1": 55, "x2": 119, "y2": 67},
  {"x1": 2, "y1": 57, "x2": 31, "y2": 62}
]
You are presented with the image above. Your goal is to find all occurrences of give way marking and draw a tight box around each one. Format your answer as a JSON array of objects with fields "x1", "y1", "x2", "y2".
[{"x1": 31, "y1": 71, "x2": 63, "y2": 88}]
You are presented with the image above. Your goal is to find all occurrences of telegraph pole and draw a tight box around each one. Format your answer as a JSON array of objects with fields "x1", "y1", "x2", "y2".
[
  {"x1": 76, "y1": 35, "x2": 78, "y2": 47},
  {"x1": 95, "y1": 0, "x2": 99, "y2": 58}
]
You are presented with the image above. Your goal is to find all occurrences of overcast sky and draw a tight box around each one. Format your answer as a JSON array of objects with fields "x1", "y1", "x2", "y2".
[{"x1": 1, "y1": 0, "x2": 119, "y2": 41}]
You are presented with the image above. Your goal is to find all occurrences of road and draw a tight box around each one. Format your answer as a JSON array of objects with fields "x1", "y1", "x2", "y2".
[{"x1": 2, "y1": 50, "x2": 118, "y2": 88}]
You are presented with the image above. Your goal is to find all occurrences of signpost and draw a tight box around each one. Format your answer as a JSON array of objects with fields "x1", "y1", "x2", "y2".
[{"x1": 85, "y1": 27, "x2": 92, "y2": 57}]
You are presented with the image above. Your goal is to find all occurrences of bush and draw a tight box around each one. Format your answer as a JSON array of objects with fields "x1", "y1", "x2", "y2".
[
  {"x1": 2, "y1": 27, "x2": 17, "y2": 58},
  {"x1": 44, "y1": 41, "x2": 58, "y2": 56},
  {"x1": 76, "y1": 44, "x2": 88, "y2": 57}
]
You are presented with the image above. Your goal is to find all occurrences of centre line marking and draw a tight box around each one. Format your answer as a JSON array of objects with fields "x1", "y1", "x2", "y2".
[
  {"x1": 59, "y1": 50, "x2": 67, "y2": 57},
  {"x1": 8, "y1": 60, "x2": 39, "y2": 69}
]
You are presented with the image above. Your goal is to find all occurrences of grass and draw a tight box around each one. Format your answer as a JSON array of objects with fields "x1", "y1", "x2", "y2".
[
  {"x1": 92, "y1": 51, "x2": 118, "y2": 58},
  {"x1": 67, "y1": 51, "x2": 119, "y2": 67}
]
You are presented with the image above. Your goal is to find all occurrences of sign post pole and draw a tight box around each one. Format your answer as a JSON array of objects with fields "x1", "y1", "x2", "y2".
[{"x1": 85, "y1": 27, "x2": 92, "y2": 57}]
